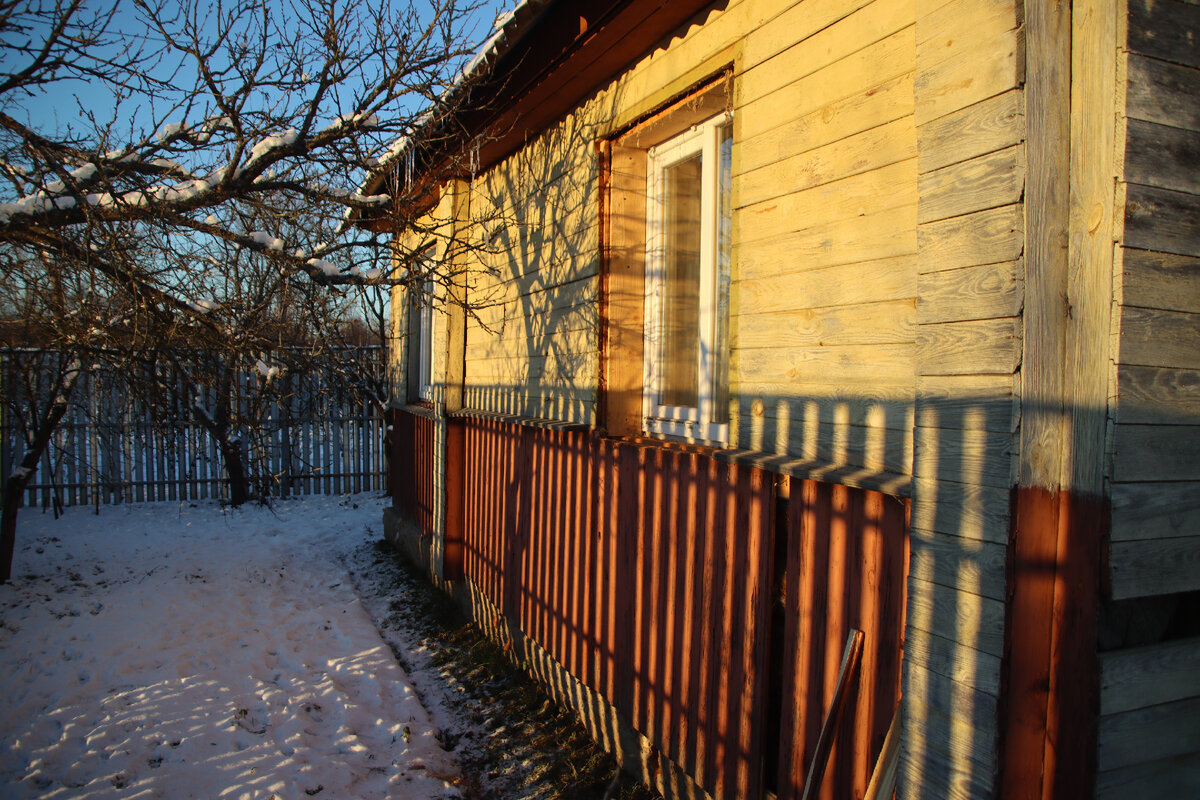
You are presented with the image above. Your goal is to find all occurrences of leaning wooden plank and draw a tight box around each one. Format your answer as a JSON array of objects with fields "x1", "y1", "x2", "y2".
[
  {"x1": 1128, "y1": 0, "x2": 1200, "y2": 69},
  {"x1": 1122, "y1": 248, "x2": 1200, "y2": 314},
  {"x1": 1100, "y1": 635, "x2": 1200, "y2": 716},
  {"x1": 1110, "y1": 535, "x2": 1200, "y2": 599},
  {"x1": 1096, "y1": 751, "x2": 1200, "y2": 800},
  {"x1": 1124, "y1": 183, "x2": 1200, "y2": 259},
  {"x1": 1112, "y1": 424, "x2": 1200, "y2": 481},
  {"x1": 1126, "y1": 118, "x2": 1200, "y2": 196},
  {"x1": 1118, "y1": 307, "x2": 1200, "y2": 370},
  {"x1": 1097, "y1": 694, "x2": 1200, "y2": 772},
  {"x1": 864, "y1": 708, "x2": 900, "y2": 800},
  {"x1": 800, "y1": 629, "x2": 864, "y2": 800},
  {"x1": 1111, "y1": 480, "x2": 1200, "y2": 541},
  {"x1": 1115, "y1": 365, "x2": 1200, "y2": 425},
  {"x1": 1126, "y1": 53, "x2": 1200, "y2": 131}
]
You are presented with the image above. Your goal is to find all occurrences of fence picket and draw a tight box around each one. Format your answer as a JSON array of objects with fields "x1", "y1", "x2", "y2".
[{"x1": 0, "y1": 348, "x2": 386, "y2": 508}]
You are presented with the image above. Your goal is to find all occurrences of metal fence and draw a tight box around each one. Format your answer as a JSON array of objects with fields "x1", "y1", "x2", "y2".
[{"x1": 0, "y1": 347, "x2": 388, "y2": 509}]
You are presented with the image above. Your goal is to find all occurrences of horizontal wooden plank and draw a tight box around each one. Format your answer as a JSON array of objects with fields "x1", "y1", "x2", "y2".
[
  {"x1": 904, "y1": 625, "x2": 1002, "y2": 697},
  {"x1": 738, "y1": 28, "x2": 916, "y2": 143},
  {"x1": 1113, "y1": 424, "x2": 1200, "y2": 481},
  {"x1": 910, "y1": 526, "x2": 1007, "y2": 600},
  {"x1": 733, "y1": 299, "x2": 917, "y2": 349},
  {"x1": 1124, "y1": 183, "x2": 1200, "y2": 258},
  {"x1": 737, "y1": 203, "x2": 918, "y2": 282},
  {"x1": 741, "y1": 0, "x2": 878, "y2": 73},
  {"x1": 736, "y1": 390, "x2": 914, "y2": 430},
  {"x1": 898, "y1": 731, "x2": 998, "y2": 800},
  {"x1": 906, "y1": 575, "x2": 1007, "y2": 655},
  {"x1": 1096, "y1": 751, "x2": 1200, "y2": 800},
  {"x1": 735, "y1": 255, "x2": 917, "y2": 315},
  {"x1": 1126, "y1": 118, "x2": 1200, "y2": 196},
  {"x1": 905, "y1": 662, "x2": 1000, "y2": 763},
  {"x1": 1126, "y1": 54, "x2": 1200, "y2": 131},
  {"x1": 916, "y1": 0, "x2": 1021, "y2": 48},
  {"x1": 911, "y1": 476, "x2": 1011, "y2": 543},
  {"x1": 1128, "y1": 0, "x2": 1200, "y2": 69},
  {"x1": 1118, "y1": 306, "x2": 1200, "y2": 370},
  {"x1": 918, "y1": 145, "x2": 1025, "y2": 224},
  {"x1": 1098, "y1": 695, "x2": 1200, "y2": 771},
  {"x1": 739, "y1": 159, "x2": 917, "y2": 241},
  {"x1": 918, "y1": 318, "x2": 1021, "y2": 376},
  {"x1": 1116, "y1": 364, "x2": 1200, "y2": 425},
  {"x1": 918, "y1": 203, "x2": 1024, "y2": 272},
  {"x1": 1111, "y1": 480, "x2": 1200, "y2": 541},
  {"x1": 913, "y1": 425, "x2": 1015, "y2": 488},
  {"x1": 1100, "y1": 636, "x2": 1200, "y2": 716},
  {"x1": 915, "y1": 24, "x2": 1024, "y2": 126},
  {"x1": 1121, "y1": 247, "x2": 1200, "y2": 314},
  {"x1": 1110, "y1": 536, "x2": 1200, "y2": 599},
  {"x1": 735, "y1": 414, "x2": 912, "y2": 475},
  {"x1": 739, "y1": 116, "x2": 917, "y2": 204},
  {"x1": 738, "y1": 71, "x2": 915, "y2": 177},
  {"x1": 739, "y1": 0, "x2": 915, "y2": 106},
  {"x1": 735, "y1": 342, "x2": 917, "y2": 385},
  {"x1": 917, "y1": 89, "x2": 1024, "y2": 173},
  {"x1": 918, "y1": 260, "x2": 1022, "y2": 323},
  {"x1": 916, "y1": 374, "x2": 1017, "y2": 433}
]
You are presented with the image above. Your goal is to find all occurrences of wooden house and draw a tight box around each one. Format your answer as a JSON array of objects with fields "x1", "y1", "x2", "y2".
[{"x1": 361, "y1": 0, "x2": 1200, "y2": 796}]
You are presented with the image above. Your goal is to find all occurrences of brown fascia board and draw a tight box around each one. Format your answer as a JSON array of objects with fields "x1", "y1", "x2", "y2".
[{"x1": 353, "y1": 0, "x2": 721, "y2": 229}]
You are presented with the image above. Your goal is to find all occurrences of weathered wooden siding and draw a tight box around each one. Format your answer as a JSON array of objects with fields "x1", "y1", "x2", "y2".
[
  {"x1": 453, "y1": 414, "x2": 907, "y2": 800},
  {"x1": 1097, "y1": 0, "x2": 1200, "y2": 795},
  {"x1": 906, "y1": 0, "x2": 1026, "y2": 794}
]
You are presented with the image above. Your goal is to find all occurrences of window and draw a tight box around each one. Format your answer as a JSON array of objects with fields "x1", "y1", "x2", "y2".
[
  {"x1": 407, "y1": 268, "x2": 437, "y2": 404},
  {"x1": 643, "y1": 113, "x2": 732, "y2": 445}
]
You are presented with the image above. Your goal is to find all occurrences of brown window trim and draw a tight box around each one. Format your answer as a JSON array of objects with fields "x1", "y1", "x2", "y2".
[{"x1": 598, "y1": 68, "x2": 733, "y2": 439}]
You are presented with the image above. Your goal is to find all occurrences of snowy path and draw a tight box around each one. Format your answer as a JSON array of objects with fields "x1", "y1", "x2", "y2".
[{"x1": 0, "y1": 496, "x2": 459, "y2": 800}]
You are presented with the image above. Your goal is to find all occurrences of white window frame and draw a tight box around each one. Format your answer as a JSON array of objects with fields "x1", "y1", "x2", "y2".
[
  {"x1": 415, "y1": 278, "x2": 437, "y2": 402},
  {"x1": 643, "y1": 112, "x2": 731, "y2": 446}
]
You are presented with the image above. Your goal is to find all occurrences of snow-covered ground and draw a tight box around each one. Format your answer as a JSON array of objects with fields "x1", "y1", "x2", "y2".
[{"x1": 0, "y1": 495, "x2": 461, "y2": 799}]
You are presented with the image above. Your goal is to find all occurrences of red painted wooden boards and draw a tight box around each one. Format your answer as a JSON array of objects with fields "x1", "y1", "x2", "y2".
[
  {"x1": 448, "y1": 417, "x2": 909, "y2": 800},
  {"x1": 390, "y1": 408, "x2": 436, "y2": 534}
]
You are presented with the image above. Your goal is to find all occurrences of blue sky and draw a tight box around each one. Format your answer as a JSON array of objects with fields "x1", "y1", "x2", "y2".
[{"x1": 4, "y1": 0, "x2": 511, "y2": 143}]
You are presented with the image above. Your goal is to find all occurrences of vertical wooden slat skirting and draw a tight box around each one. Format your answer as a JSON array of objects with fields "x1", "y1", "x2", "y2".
[{"x1": 412, "y1": 415, "x2": 911, "y2": 800}]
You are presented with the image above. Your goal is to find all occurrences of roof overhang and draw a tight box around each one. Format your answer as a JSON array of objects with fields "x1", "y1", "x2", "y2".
[{"x1": 353, "y1": 0, "x2": 722, "y2": 230}]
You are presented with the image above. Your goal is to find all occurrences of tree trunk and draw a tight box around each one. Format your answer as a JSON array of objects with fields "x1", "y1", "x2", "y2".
[
  {"x1": 0, "y1": 362, "x2": 80, "y2": 582},
  {"x1": 220, "y1": 437, "x2": 252, "y2": 507},
  {"x1": 0, "y1": 473, "x2": 30, "y2": 582}
]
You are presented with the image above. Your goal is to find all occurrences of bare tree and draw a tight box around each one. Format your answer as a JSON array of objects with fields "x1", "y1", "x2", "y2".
[{"x1": 0, "y1": 0, "x2": 502, "y2": 579}]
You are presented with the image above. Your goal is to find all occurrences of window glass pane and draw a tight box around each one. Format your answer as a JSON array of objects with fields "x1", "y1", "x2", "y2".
[
  {"x1": 660, "y1": 152, "x2": 702, "y2": 408},
  {"x1": 712, "y1": 124, "x2": 732, "y2": 424}
]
